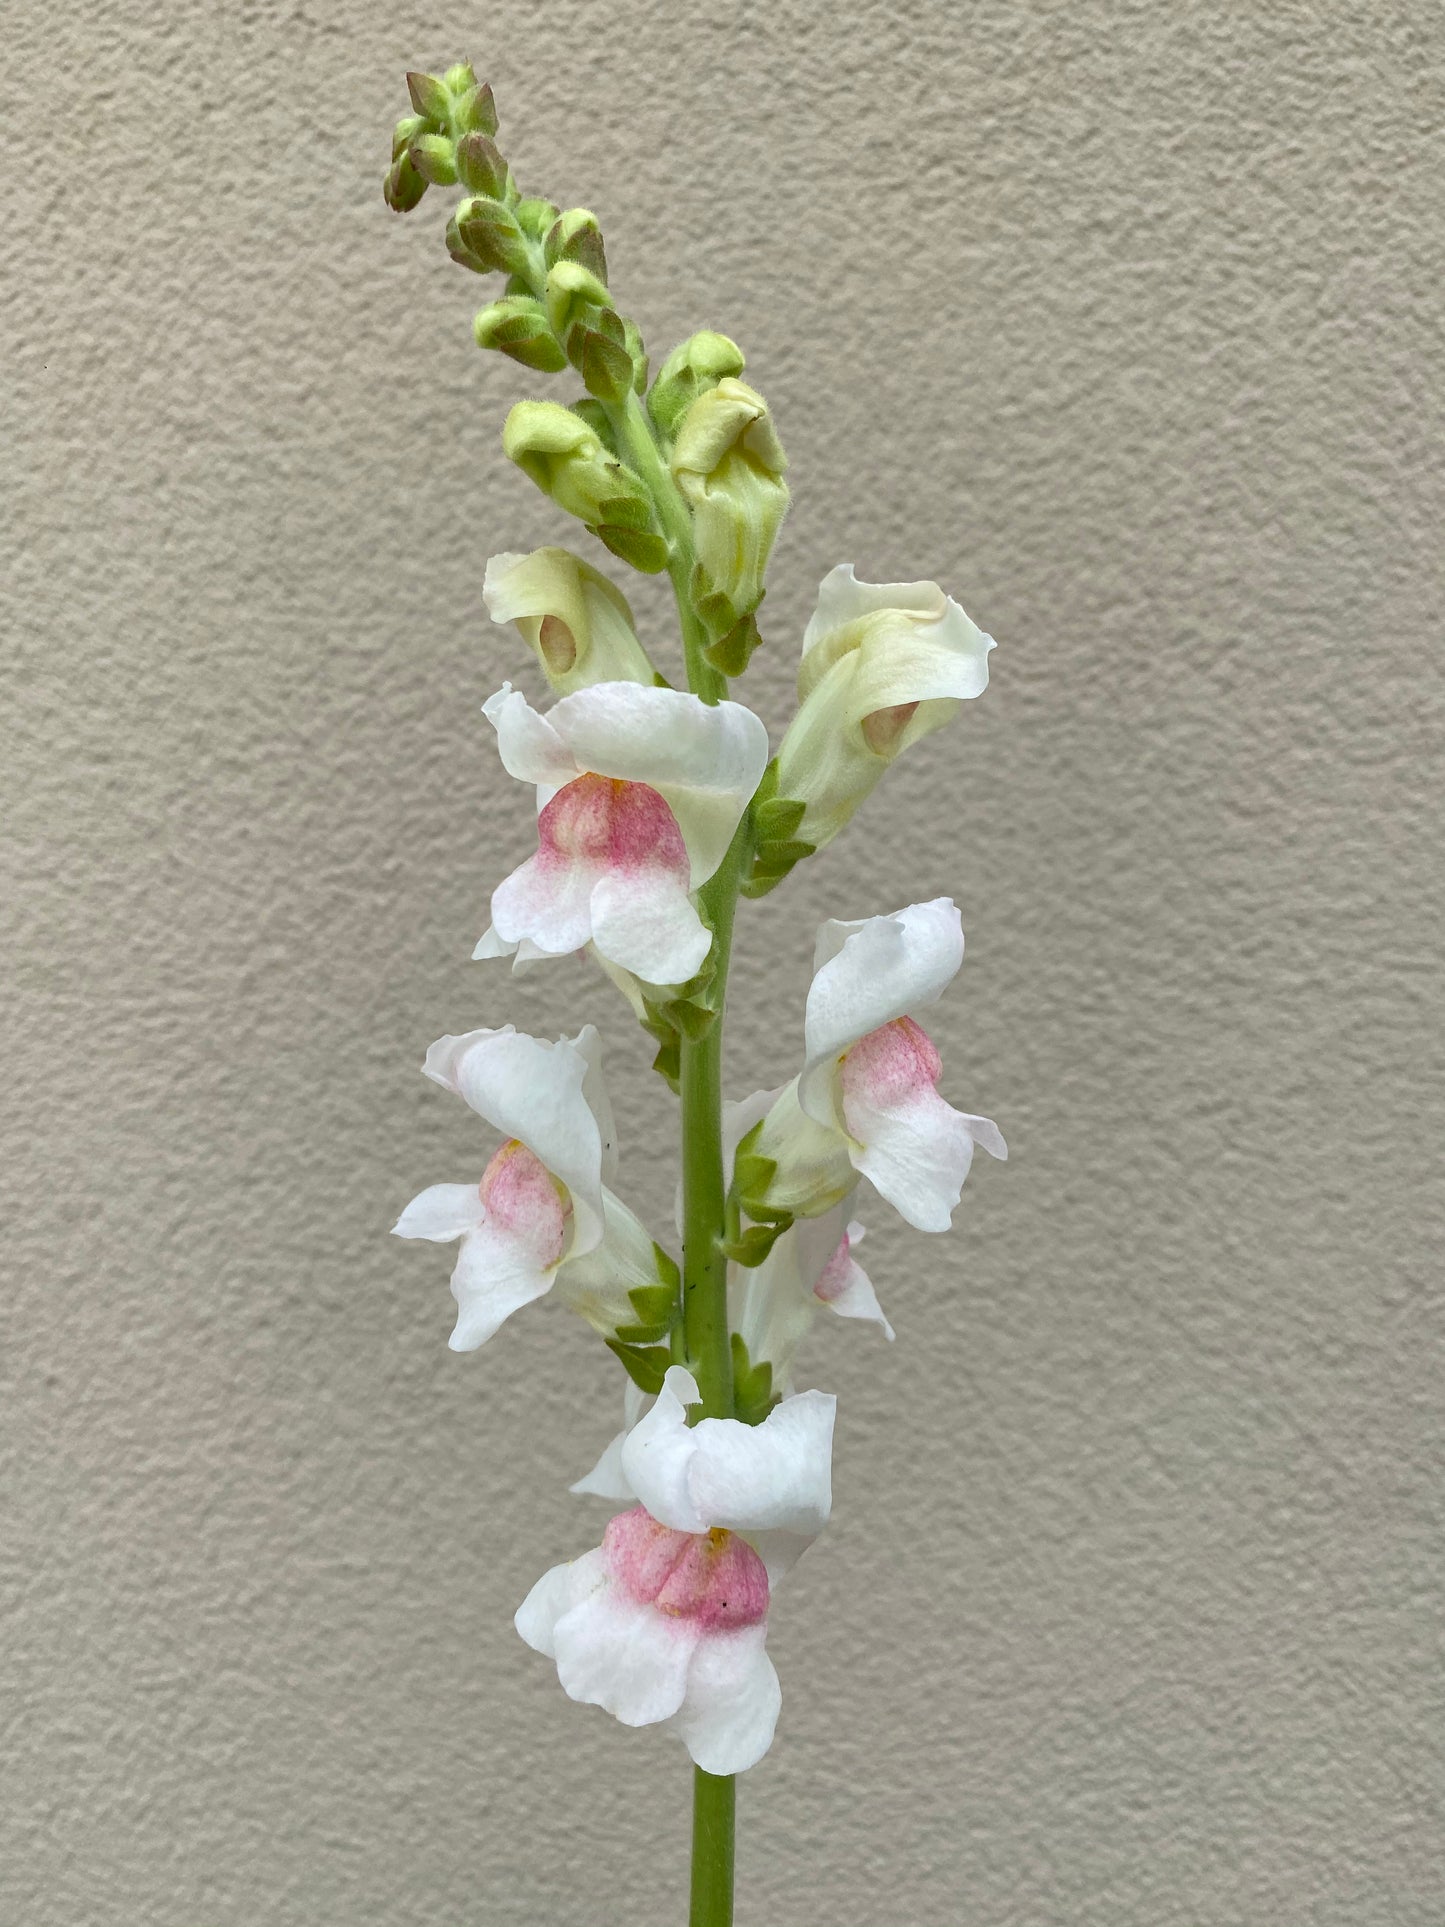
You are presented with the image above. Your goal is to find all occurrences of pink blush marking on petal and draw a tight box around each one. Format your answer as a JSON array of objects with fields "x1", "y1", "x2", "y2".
[
  {"x1": 537, "y1": 774, "x2": 689, "y2": 879},
  {"x1": 604, "y1": 1506, "x2": 769, "y2": 1631},
  {"x1": 840, "y1": 1016, "x2": 943, "y2": 1121},
  {"x1": 478, "y1": 1140, "x2": 570, "y2": 1268},
  {"x1": 861, "y1": 699, "x2": 920, "y2": 753},
  {"x1": 814, "y1": 1228, "x2": 857, "y2": 1304}
]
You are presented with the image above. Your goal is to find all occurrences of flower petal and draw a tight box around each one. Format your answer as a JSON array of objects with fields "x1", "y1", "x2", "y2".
[
  {"x1": 481, "y1": 682, "x2": 579, "y2": 788},
  {"x1": 815, "y1": 1220, "x2": 894, "y2": 1339},
  {"x1": 551, "y1": 1582, "x2": 701, "y2": 1726},
  {"x1": 845, "y1": 1082, "x2": 978, "y2": 1234},
  {"x1": 671, "y1": 1626, "x2": 781, "y2": 1775},
  {"x1": 545, "y1": 683, "x2": 769, "y2": 886},
  {"x1": 622, "y1": 1366, "x2": 834, "y2": 1539},
  {"x1": 483, "y1": 548, "x2": 653, "y2": 694},
  {"x1": 490, "y1": 849, "x2": 600, "y2": 959},
  {"x1": 391, "y1": 1182, "x2": 485, "y2": 1243},
  {"x1": 421, "y1": 1028, "x2": 606, "y2": 1255},
  {"x1": 589, "y1": 864, "x2": 712, "y2": 984},
  {"x1": 799, "y1": 899, "x2": 964, "y2": 1123},
  {"x1": 553, "y1": 1187, "x2": 664, "y2": 1339},
  {"x1": 516, "y1": 1546, "x2": 609, "y2": 1657},
  {"x1": 447, "y1": 1220, "x2": 558, "y2": 1350}
]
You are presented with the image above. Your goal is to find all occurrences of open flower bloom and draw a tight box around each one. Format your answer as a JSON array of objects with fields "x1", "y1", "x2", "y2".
[
  {"x1": 392, "y1": 1025, "x2": 664, "y2": 1349},
  {"x1": 482, "y1": 547, "x2": 656, "y2": 696},
  {"x1": 518, "y1": 1366, "x2": 835, "y2": 1774},
  {"x1": 474, "y1": 681, "x2": 769, "y2": 987},
  {"x1": 742, "y1": 898, "x2": 1006, "y2": 1233},
  {"x1": 735, "y1": 1206, "x2": 892, "y2": 1385},
  {"x1": 773, "y1": 564, "x2": 996, "y2": 853}
]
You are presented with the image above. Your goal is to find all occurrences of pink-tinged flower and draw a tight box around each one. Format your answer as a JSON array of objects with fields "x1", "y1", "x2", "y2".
[
  {"x1": 392, "y1": 1025, "x2": 665, "y2": 1350},
  {"x1": 743, "y1": 898, "x2": 1006, "y2": 1232},
  {"x1": 518, "y1": 1365, "x2": 834, "y2": 1774},
  {"x1": 475, "y1": 681, "x2": 769, "y2": 987},
  {"x1": 736, "y1": 1207, "x2": 893, "y2": 1385},
  {"x1": 772, "y1": 564, "x2": 996, "y2": 853}
]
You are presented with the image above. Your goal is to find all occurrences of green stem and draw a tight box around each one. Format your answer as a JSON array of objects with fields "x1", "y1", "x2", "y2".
[
  {"x1": 689, "y1": 1770, "x2": 736, "y2": 1927},
  {"x1": 609, "y1": 369, "x2": 744, "y2": 1927}
]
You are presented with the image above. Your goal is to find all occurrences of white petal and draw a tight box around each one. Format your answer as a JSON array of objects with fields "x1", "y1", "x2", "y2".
[
  {"x1": 553, "y1": 1187, "x2": 664, "y2": 1338},
  {"x1": 589, "y1": 865, "x2": 712, "y2": 984},
  {"x1": 734, "y1": 1205, "x2": 852, "y2": 1381},
  {"x1": 472, "y1": 924, "x2": 517, "y2": 961},
  {"x1": 490, "y1": 849, "x2": 599, "y2": 959},
  {"x1": 723, "y1": 1087, "x2": 783, "y2": 1182},
  {"x1": 957, "y1": 1112, "x2": 1008, "y2": 1161},
  {"x1": 446, "y1": 1221, "x2": 557, "y2": 1350},
  {"x1": 552, "y1": 1583, "x2": 701, "y2": 1726},
  {"x1": 799, "y1": 899, "x2": 964, "y2": 1121},
  {"x1": 546, "y1": 683, "x2": 769, "y2": 886},
  {"x1": 391, "y1": 1182, "x2": 485, "y2": 1242},
  {"x1": 847, "y1": 1084, "x2": 978, "y2": 1234},
  {"x1": 422, "y1": 1029, "x2": 605, "y2": 1254},
  {"x1": 565, "y1": 1023, "x2": 619, "y2": 1185},
  {"x1": 802, "y1": 562, "x2": 946, "y2": 656},
  {"x1": 482, "y1": 682, "x2": 579, "y2": 788},
  {"x1": 817, "y1": 1235, "x2": 894, "y2": 1341},
  {"x1": 671, "y1": 1627, "x2": 781, "y2": 1775},
  {"x1": 516, "y1": 1546, "x2": 609, "y2": 1657},
  {"x1": 622, "y1": 1370, "x2": 834, "y2": 1539}
]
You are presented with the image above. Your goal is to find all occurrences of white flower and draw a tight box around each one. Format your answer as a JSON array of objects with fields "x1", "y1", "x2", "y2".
[
  {"x1": 743, "y1": 898, "x2": 1006, "y2": 1233},
  {"x1": 482, "y1": 547, "x2": 656, "y2": 695},
  {"x1": 773, "y1": 564, "x2": 995, "y2": 853},
  {"x1": 392, "y1": 1025, "x2": 664, "y2": 1349},
  {"x1": 735, "y1": 1206, "x2": 892, "y2": 1385},
  {"x1": 474, "y1": 681, "x2": 769, "y2": 987},
  {"x1": 518, "y1": 1366, "x2": 834, "y2": 1774}
]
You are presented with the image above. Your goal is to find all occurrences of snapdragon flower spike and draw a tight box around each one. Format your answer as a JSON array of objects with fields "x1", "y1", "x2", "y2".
[
  {"x1": 482, "y1": 547, "x2": 657, "y2": 696},
  {"x1": 736, "y1": 1206, "x2": 892, "y2": 1387},
  {"x1": 745, "y1": 898, "x2": 1006, "y2": 1233},
  {"x1": 475, "y1": 681, "x2": 769, "y2": 987},
  {"x1": 772, "y1": 564, "x2": 996, "y2": 855},
  {"x1": 392, "y1": 1024, "x2": 664, "y2": 1348},
  {"x1": 517, "y1": 1366, "x2": 834, "y2": 1773}
]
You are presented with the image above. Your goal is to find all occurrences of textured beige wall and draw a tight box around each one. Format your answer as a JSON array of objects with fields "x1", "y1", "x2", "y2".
[{"x1": 5, "y1": 2, "x2": 1442, "y2": 1922}]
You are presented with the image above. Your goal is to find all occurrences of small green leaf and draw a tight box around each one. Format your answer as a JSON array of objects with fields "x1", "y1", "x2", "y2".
[
  {"x1": 722, "y1": 1222, "x2": 788, "y2": 1268},
  {"x1": 630, "y1": 1279, "x2": 677, "y2": 1327},
  {"x1": 606, "y1": 1339, "x2": 673, "y2": 1396},
  {"x1": 754, "y1": 795, "x2": 806, "y2": 841},
  {"x1": 651, "y1": 1246, "x2": 681, "y2": 1292},
  {"x1": 595, "y1": 524, "x2": 670, "y2": 573}
]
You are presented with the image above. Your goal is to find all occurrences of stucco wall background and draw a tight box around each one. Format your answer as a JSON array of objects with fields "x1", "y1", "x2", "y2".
[{"x1": 5, "y1": 2, "x2": 1441, "y2": 1921}]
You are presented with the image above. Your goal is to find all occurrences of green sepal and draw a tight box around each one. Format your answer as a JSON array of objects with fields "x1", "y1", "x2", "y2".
[
  {"x1": 752, "y1": 837, "x2": 815, "y2": 872},
  {"x1": 569, "y1": 398, "x2": 617, "y2": 451},
  {"x1": 594, "y1": 523, "x2": 670, "y2": 573},
  {"x1": 515, "y1": 197, "x2": 561, "y2": 239},
  {"x1": 614, "y1": 1319, "x2": 671, "y2": 1345},
  {"x1": 391, "y1": 114, "x2": 428, "y2": 160},
  {"x1": 740, "y1": 865, "x2": 795, "y2": 899},
  {"x1": 652, "y1": 1246, "x2": 681, "y2": 1293},
  {"x1": 454, "y1": 196, "x2": 531, "y2": 276},
  {"x1": 754, "y1": 795, "x2": 806, "y2": 842},
  {"x1": 731, "y1": 1334, "x2": 779, "y2": 1428},
  {"x1": 454, "y1": 130, "x2": 509, "y2": 198},
  {"x1": 688, "y1": 562, "x2": 738, "y2": 641},
  {"x1": 650, "y1": 1037, "x2": 681, "y2": 1090},
  {"x1": 732, "y1": 1149, "x2": 777, "y2": 1207},
  {"x1": 656, "y1": 994, "x2": 717, "y2": 1042},
  {"x1": 453, "y1": 81, "x2": 498, "y2": 137},
  {"x1": 704, "y1": 611, "x2": 762, "y2": 677},
  {"x1": 545, "y1": 209, "x2": 608, "y2": 281},
  {"x1": 578, "y1": 328, "x2": 636, "y2": 404},
  {"x1": 606, "y1": 1338, "x2": 673, "y2": 1396},
  {"x1": 474, "y1": 298, "x2": 568, "y2": 373},
  {"x1": 722, "y1": 1222, "x2": 788, "y2": 1267},
  {"x1": 406, "y1": 70, "x2": 451, "y2": 121}
]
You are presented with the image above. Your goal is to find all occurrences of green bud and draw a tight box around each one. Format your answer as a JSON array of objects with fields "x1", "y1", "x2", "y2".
[
  {"x1": 442, "y1": 61, "x2": 477, "y2": 96},
  {"x1": 545, "y1": 259, "x2": 611, "y2": 344},
  {"x1": 515, "y1": 197, "x2": 561, "y2": 240},
  {"x1": 406, "y1": 70, "x2": 451, "y2": 121},
  {"x1": 391, "y1": 113, "x2": 428, "y2": 160},
  {"x1": 473, "y1": 297, "x2": 567, "y2": 373},
  {"x1": 453, "y1": 196, "x2": 532, "y2": 277},
  {"x1": 569, "y1": 397, "x2": 617, "y2": 450},
  {"x1": 502, "y1": 400, "x2": 660, "y2": 550},
  {"x1": 545, "y1": 208, "x2": 608, "y2": 282},
  {"x1": 454, "y1": 130, "x2": 508, "y2": 198},
  {"x1": 647, "y1": 331, "x2": 746, "y2": 438},
  {"x1": 453, "y1": 80, "x2": 498, "y2": 137},
  {"x1": 383, "y1": 152, "x2": 428, "y2": 214},
  {"x1": 670, "y1": 377, "x2": 788, "y2": 617},
  {"x1": 408, "y1": 132, "x2": 457, "y2": 185},
  {"x1": 484, "y1": 546, "x2": 656, "y2": 692}
]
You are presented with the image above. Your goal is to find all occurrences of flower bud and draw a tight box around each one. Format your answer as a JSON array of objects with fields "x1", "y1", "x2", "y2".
[
  {"x1": 384, "y1": 151, "x2": 428, "y2": 214},
  {"x1": 452, "y1": 195, "x2": 532, "y2": 277},
  {"x1": 545, "y1": 208, "x2": 608, "y2": 282},
  {"x1": 391, "y1": 113, "x2": 428, "y2": 160},
  {"x1": 770, "y1": 565, "x2": 996, "y2": 857},
  {"x1": 647, "y1": 331, "x2": 746, "y2": 439},
  {"x1": 473, "y1": 297, "x2": 567, "y2": 373},
  {"x1": 406, "y1": 70, "x2": 451, "y2": 121},
  {"x1": 670, "y1": 378, "x2": 788, "y2": 619},
  {"x1": 442, "y1": 60, "x2": 478, "y2": 97},
  {"x1": 454, "y1": 130, "x2": 509, "y2": 198},
  {"x1": 502, "y1": 402, "x2": 667, "y2": 570},
  {"x1": 515, "y1": 197, "x2": 561, "y2": 240},
  {"x1": 482, "y1": 547, "x2": 657, "y2": 693},
  {"x1": 408, "y1": 132, "x2": 457, "y2": 185},
  {"x1": 545, "y1": 260, "x2": 611, "y2": 346}
]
